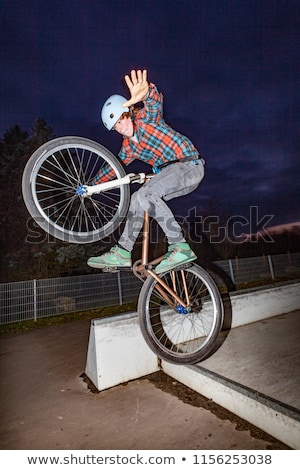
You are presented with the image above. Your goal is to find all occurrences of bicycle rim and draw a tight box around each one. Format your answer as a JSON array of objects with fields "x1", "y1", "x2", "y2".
[
  {"x1": 138, "y1": 264, "x2": 224, "y2": 364},
  {"x1": 22, "y1": 137, "x2": 130, "y2": 243}
]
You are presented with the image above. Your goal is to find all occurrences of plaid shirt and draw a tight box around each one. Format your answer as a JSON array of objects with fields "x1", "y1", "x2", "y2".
[{"x1": 93, "y1": 83, "x2": 200, "y2": 183}]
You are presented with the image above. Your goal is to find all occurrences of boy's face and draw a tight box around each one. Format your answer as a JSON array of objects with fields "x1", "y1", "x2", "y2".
[{"x1": 114, "y1": 115, "x2": 134, "y2": 138}]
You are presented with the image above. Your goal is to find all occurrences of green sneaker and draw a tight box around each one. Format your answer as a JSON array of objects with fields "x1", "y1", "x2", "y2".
[
  {"x1": 155, "y1": 243, "x2": 197, "y2": 274},
  {"x1": 87, "y1": 245, "x2": 132, "y2": 269}
]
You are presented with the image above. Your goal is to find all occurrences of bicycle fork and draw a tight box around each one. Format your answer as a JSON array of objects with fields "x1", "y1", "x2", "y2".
[{"x1": 148, "y1": 269, "x2": 191, "y2": 311}]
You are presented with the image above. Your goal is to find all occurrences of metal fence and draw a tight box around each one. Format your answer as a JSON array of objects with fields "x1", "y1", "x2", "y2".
[
  {"x1": 213, "y1": 252, "x2": 300, "y2": 285},
  {"x1": 1, "y1": 252, "x2": 300, "y2": 325}
]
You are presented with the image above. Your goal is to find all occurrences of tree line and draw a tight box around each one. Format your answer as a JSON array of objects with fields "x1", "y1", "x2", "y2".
[{"x1": 0, "y1": 120, "x2": 106, "y2": 282}]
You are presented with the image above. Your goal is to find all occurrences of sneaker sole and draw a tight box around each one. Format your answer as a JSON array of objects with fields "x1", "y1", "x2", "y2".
[
  {"x1": 155, "y1": 255, "x2": 197, "y2": 274},
  {"x1": 87, "y1": 261, "x2": 132, "y2": 269}
]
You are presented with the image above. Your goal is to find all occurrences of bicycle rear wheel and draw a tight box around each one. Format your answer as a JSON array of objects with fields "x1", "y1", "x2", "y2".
[
  {"x1": 138, "y1": 264, "x2": 224, "y2": 364},
  {"x1": 22, "y1": 136, "x2": 130, "y2": 243}
]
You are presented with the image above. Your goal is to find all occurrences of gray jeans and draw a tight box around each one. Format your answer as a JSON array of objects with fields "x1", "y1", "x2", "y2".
[{"x1": 119, "y1": 160, "x2": 204, "y2": 252}]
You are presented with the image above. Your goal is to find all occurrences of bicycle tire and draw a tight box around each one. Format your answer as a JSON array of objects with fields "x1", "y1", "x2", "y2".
[
  {"x1": 138, "y1": 264, "x2": 224, "y2": 365},
  {"x1": 22, "y1": 136, "x2": 130, "y2": 243}
]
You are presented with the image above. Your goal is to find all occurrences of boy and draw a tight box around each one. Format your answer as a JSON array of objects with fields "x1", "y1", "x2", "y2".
[{"x1": 87, "y1": 70, "x2": 204, "y2": 274}]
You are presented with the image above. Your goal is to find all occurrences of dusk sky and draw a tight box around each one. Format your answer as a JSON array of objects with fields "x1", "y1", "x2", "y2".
[{"x1": 1, "y1": 0, "x2": 299, "y2": 234}]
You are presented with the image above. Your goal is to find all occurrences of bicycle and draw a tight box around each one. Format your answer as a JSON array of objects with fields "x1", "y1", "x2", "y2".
[{"x1": 22, "y1": 136, "x2": 224, "y2": 365}]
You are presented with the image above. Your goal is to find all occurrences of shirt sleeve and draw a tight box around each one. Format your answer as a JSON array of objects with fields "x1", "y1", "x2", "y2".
[
  {"x1": 91, "y1": 163, "x2": 116, "y2": 184},
  {"x1": 91, "y1": 139, "x2": 135, "y2": 184},
  {"x1": 140, "y1": 83, "x2": 163, "y2": 124},
  {"x1": 117, "y1": 142, "x2": 135, "y2": 166}
]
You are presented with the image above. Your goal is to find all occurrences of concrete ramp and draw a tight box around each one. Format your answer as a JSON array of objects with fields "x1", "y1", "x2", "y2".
[{"x1": 85, "y1": 312, "x2": 159, "y2": 391}]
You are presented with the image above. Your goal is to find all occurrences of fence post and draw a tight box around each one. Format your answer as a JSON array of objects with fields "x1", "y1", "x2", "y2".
[
  {"x1": 228, "y1": 259, "x2": 235, "y2": 285},
  {"x1": 267, "y1": 255, "x2": 275, "y2": 280},
  {"x1": 117, "y1": 271, "x2": 123, "y2": 305},
  {"x1": 33, "y1": 279, "x2": 37, "y2": 322}
]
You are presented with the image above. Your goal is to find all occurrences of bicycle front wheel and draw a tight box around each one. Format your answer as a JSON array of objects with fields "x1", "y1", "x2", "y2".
[
  {"x1": 138, "y1": 264, "x2": 224, "y2": 365},
  {"x1": 22, "y1": 136, "x2": 130, "y2": 243}
]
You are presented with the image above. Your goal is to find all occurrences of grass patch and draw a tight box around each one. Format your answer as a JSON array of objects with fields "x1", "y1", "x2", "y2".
[{"x1": 0, "y1": 302, "x2": 137, "y2": 336}]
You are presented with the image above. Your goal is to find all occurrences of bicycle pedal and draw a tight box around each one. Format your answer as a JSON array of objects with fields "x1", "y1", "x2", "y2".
[
  {"x1": 102, "y1": 266, "x2": 132, "y2": 273},
  {"x1": 173, "y1": 262, "x2": 194, "y2": 271},
  {"x1": 102, "y1": 267, "x2": 118, "y2": 273}
]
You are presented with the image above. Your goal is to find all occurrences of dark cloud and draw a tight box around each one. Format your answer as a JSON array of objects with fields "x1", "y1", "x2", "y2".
[{"x1": 1, "y1": 0, "x2": 299, "y2": 227}]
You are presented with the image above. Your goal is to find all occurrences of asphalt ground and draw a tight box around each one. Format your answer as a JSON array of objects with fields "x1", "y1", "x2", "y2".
[{"x1": 0, "y1": 318, "x2": 291, "y2": 451}]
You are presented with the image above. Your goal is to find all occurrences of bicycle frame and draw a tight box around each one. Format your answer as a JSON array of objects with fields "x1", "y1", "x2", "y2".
[
  {"x1": 139, "y1": 212, "x2": 189, "y2": 309},
  {"x1": 82, "y1": 175, "x2": 190, "y2": 310}
]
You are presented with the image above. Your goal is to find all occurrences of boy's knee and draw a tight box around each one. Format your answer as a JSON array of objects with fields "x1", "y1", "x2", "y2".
[
  {"x1": 137, "y1": 186, "x2": 159, "y2": 204},
  {"x1": 136, "y1": 190, "x2": 158, "y2": 218}
]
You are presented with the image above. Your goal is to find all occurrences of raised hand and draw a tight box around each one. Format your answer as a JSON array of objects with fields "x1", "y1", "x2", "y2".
[{"x1": 122, "y1": 69, "x2": 149, "y2": 107}]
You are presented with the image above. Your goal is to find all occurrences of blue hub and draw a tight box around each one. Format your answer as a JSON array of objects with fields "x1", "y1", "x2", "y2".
[
  {"x1": 175, "y1": 304, "x2": 191, "y2": 314},
  {"x1": 76, "y1": 185, "x2": 87, "y2": 196}
]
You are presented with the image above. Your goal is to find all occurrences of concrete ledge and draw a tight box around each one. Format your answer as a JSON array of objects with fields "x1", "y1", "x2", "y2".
[
  {"x1": 85, "y1": 282, "x2": 300, "y2": 391},
  {"x1": 85, "y1": 312, "x2": 159, "y2": 391},
  {"x1": 228, "y1": 280, "x2": 300, "y2": 327},
  {"x1": 162, "y1": 362, "x2": 300, "y2": 450}
]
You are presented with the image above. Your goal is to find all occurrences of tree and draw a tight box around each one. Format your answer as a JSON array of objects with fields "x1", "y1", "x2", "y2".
[
  {"x1": 0, "y1": 125, "x2": 28, "y2": 170},
  {"x1": 29, "y1": 118, "x2": 54, "y2": 151},
  {"x1": 0, "y1": 120, "x2": 54, "y2": 282}
]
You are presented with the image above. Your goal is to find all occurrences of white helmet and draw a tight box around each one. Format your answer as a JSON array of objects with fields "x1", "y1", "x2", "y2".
[{"x1": 101, "y1": 94, "x2": 129, "y2": 130}]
